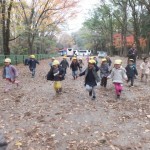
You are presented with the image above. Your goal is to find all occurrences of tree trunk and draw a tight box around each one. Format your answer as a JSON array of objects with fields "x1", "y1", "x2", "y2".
[
  {"x1": 129, "y1": 0, "x2": 141, "y2": 58},
  {"x1": 122, "y1": 1, "x2": 127, "y2": 57},
  {"x1": 28, "y1": 32, "x2": 35, "y2": 54},
  {"x1": 1, "y1": 0, "x2": 13, "y2": 55},
  {"x1": 109, "y1": 14, "x2": 113, "y2": 56}
]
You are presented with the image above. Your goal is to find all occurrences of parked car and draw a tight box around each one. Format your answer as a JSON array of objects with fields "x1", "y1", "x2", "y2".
[{"x1": 98, "y1": 51, "x2": 107, "y2": 58}]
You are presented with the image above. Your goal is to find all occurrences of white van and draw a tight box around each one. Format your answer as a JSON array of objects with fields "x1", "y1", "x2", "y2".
[
  {"x1": 78, "y1": 50, "x2": 91, "y2": 56},
  {"x1": 66, "y1": 48, "x2": 74, "y2": 56}
]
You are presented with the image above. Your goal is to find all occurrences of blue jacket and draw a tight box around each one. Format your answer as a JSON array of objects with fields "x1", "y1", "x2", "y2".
[
  {"x1": 125, "y1": 64, "x2": 138, "y2": 78},
  {"x1": 28, "y1": 59, "x2": 39, "y2": 69}
]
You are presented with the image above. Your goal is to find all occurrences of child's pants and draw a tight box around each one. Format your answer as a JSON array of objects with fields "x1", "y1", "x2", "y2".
[
  {"x1": 85, "y1": 85, "x2": 96, "y2": 97},
  {"x1": 101, "y1": 77, "x2": 107, "y2": 87},
  {"x1": 4, "y1": 79, "x2": 19, "y2": 92},
  {"x1": 79, "y1": 67, "x2": 82, "y2": 73},
  {"x1": 141, "y1": 74, "x2": 148, "y2": 82},
  {"x1": 30, "y1": 68, "x2": 35, "y2": 77},
  {"x1": 54, "y1": 81, "x2": 62, "y2": 92},
  {"x1": 114, "y1": 83, "x2": 122, "y2": 96},
  {"x1": 127, "y1": 77, "x2": 134, "y2": 86},
  {"x1": 72, "y1": 71, "x2": 78, "y2": 78}
]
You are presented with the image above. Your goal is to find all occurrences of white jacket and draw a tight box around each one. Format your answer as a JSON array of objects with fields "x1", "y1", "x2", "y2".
[
  {"x1": 140, "y1": 62, "x2": 150, "y2": 74},
  {"x1": 109, "y1": 67, "x2": 127, "y2": 83}
]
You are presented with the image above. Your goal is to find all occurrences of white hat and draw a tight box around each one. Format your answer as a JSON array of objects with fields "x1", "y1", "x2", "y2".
[{"x1": 4, "y1": 58, "x2": 11, "y2": 63}]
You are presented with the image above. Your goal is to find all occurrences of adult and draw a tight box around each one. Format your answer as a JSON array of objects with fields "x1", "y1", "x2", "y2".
[{"x1": 127, "y1": 43, "x2": 137, "y2": 64}]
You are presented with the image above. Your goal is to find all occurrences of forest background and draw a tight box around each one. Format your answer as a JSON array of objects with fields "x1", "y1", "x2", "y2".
[{"x1": 0, "y1": 0, "x2": 150, "y2": 57}]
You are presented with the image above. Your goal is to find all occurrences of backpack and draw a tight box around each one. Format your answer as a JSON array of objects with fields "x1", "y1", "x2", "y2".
[{"x1": 46, "y1": 69, "x2": 54, "y2": 81}]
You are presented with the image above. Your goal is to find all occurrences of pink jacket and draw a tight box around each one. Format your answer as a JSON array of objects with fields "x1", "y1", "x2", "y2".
[{"x1": 2, "y1": 65, "x2": 18, "y2": 81}]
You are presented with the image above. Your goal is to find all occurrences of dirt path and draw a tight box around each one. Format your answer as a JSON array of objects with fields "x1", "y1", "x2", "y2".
[{"x1": 0, "y1": 57, "x2": 150, "y2": 150}]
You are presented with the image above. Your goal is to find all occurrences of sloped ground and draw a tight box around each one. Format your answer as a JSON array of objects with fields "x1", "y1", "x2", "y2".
[{"x1": 0, "y1": 57, "x2": 150, "y2": 150}]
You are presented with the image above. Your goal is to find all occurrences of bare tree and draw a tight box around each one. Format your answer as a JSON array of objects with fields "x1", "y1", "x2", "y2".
[{"x1": 18, "y1": 0, "x2": 78, "y2": 54}]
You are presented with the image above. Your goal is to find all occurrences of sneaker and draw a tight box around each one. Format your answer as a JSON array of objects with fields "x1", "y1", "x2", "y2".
[
  {"x1": 117, "y1": 95, "x2": 120, "y2": 99},
  {"x1": 89, "y1": 91, "x2": 92, "y2": 96},
  {"x1": 15, "y1": 81, "x2": 20, "y2": 87},
  {"x1": 92, "y1": 96, "x2": 96, "y2": 100},
  {"x1": 129, "y1": 85, "x2": 134, "y2": 87}
]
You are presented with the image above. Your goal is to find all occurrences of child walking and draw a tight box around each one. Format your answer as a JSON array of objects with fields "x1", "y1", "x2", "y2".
[
  {"x1": 106, "y1": 56, "x2": 112, "y2": 72},
  {"x1": 2, "y1": 58, "x2": 19, "y2": 92},
  {"x1": 49, "y1": 57, "x2": 55, "y2": 68},
  {"x1": 70, "y1": 57, "x2": 80, "y2": 79},
  {"x1": 60, "y1": 56, "x2": 69, "y2": 75},
  {"x1": 78, "y1": 58, "x2": 84, "y2": 73},
  {"x1": 140, "y1": 57, "x2": 150, "y2": 83},
  {"x1": 79, "y1": 59, "x2": 100, "y2": 100},
  {"x1": 47, "y1": 60, "x2": 65, "y2": 94},
  {"x1": 108, "y1": 59, "x2": 127, "y2": 99},
  {"x1": 28, "y1": 55, "x2": 39, "y2": 78},
  {"x1": 125, "y1": 59, "x2": 138, "y2": 87},
  {"x1": 100, "y1": 58, "x2": 109, "y2": 88}
]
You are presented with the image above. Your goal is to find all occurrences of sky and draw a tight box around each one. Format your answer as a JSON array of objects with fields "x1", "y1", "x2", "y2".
[{"x1": 66, "y1": 0, "x2": 100, "y2": 33}]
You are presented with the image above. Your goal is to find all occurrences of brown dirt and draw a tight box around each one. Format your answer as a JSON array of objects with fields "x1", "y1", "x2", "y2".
[{"x1": 0, "y1": 57, "x2": 150, "y2": 150}]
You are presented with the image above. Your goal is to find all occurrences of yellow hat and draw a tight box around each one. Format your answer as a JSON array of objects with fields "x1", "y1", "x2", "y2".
[
  {"x1": 63, "y1": 56, "x2": 67, "y2": 59},
  {"x1": 72, "y1": 57, "x2": 77, "y2": 60},
  {"x1": 90, "y1": 56, "x2": 94, "y2": 60},
  {"x1": 52, "y1": 60, "x2": 60, "y2": 66},
  {"x1": 89, "y1": 59, "x2": 96, "y2": 64},
  {"x1": 30, "y1": 55, "x2": 35, "y2": 59},
  {"x1": 4, "y1": 58, "x2": 11, "y2": 63},
  {"x1": 102, "y1": 58, "x2": 107, "y2": 62},
  {"x1": 114, "y1": 59, "x2": 122, "y2": 65}
]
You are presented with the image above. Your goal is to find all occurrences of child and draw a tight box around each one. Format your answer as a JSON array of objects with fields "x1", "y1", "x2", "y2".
[
  {"x1": 86, "y1": 55, "x2": 90, "y2": 63},
  {"x1": 78, "y1": 58, "x2": 84, "y2": 73},
  {"x1": 100, "y1": 58, "x2": 109, "y2": 88},
  {"x1": 49, "y1": 57, "x2": 55, "y2": 68},
  {"x1": 2, "y1": 58, "x2": 19, "y2": 92},
  {"x1": 106, "y1": 56, "x2": 112, "y2": 72},
  {"x1": 108, "y1": 59, "x2": 127, "y2": 99},
  {"x1": 47, "y1": 60, "x2": 65, "y2": 94},
  {"x1": 125, "y1": 59, "x2": 138, "y2": 87},
  {"x1": 79, "y1": 59, "x2": 100, "y2": 100},
  {"x1": 94, "y1": 56, "x2": 98, "y2": 66},
  {"x1": 140, "y1": 57, "x2": 150, "y2": 83},
  {"x1": 28, "y1": 55, "x2": 39, "y2": 78},
  {"x1": 60, "y1": 56, "x2": 69, "y2": 75},
  {"x1": 70, "y1": 57, "x2": 80, "y2": 79}
]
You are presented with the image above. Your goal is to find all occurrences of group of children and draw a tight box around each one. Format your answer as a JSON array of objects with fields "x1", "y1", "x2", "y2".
[
  {"x1": 2, "y1": 55, "x2": 150, "y2": 100},
  {"x1": 47, "y1": 55, "x2": 150, "y2": 99}
]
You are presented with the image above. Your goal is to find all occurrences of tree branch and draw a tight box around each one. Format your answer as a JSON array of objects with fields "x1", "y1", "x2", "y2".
[{"x1": 9, "y1": 34, "x2": 20, "y2": 41}]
